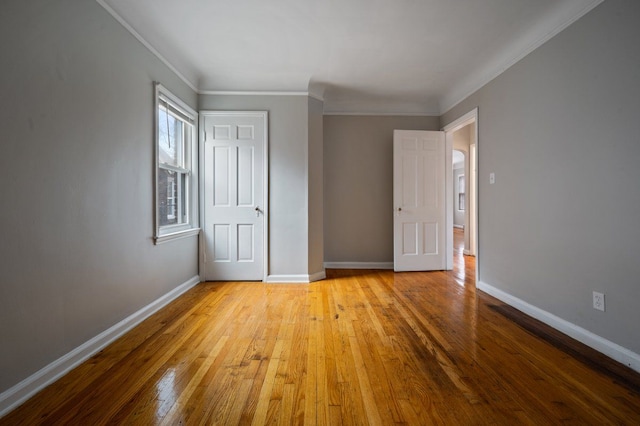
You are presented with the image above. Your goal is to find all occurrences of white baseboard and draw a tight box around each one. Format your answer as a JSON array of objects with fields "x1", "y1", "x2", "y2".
[
  {"x1": 0, "y1": 275, "x2": 201, "y2": 418},
  {"x1": 265, "y1": 270, "x2": 326, "y2": 283},
  {"x1": 477, "y1": 280, "x2": 640, "y2": 373},
  {"x1": 453, "y1": 224, "x2": 464, "y2": 229},
  {"x1": 324, "y1": 262, "x2": 394, "y2": 270},
  {"x1": 266, "y1": 269, "x2": 327, "y2": 284},
  {"x1": 265, "y1": 275, "x2": 300, "y2": 283},
  {"x1": 266, "y1": 274, "x2": 310, "y2": 283}
]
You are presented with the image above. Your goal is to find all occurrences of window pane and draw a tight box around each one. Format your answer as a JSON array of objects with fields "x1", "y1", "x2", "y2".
[
  {"x1": 158, "y1": 168, "x2": 188, "y2": 227},
  {"x1": 158, "y1": 107, "x2": 185, "y2": 168}
]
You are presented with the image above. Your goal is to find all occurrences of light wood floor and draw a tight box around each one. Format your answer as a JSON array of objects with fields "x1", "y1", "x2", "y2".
[{"x1": 3, "y1": 229, "x2": 640, "y2": 424}]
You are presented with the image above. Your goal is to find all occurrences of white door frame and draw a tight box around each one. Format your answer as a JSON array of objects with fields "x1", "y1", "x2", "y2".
[
  {"x1": 198, "y1": 111, "x2": 269, "y2": 282},
  {"x1": 443, "y1": 107, "x2": 479, "y2": 283}
]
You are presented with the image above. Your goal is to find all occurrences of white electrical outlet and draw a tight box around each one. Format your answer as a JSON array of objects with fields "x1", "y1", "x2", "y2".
[{"x1": 593, "y1": 291, "x2": 605, "y2": 312}]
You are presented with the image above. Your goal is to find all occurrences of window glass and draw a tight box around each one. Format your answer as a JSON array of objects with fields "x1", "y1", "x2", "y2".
[{"x1": 158, "y1": 105, "x2": 186, "y2": 168}]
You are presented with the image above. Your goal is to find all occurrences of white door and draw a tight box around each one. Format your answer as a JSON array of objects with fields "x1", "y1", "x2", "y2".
[
  {"x1": 393, "y1": 130, "x2": 448, "y2": 271},
  {"x1": 201, "y1": 112, "x2": 268, "y2": 281}
]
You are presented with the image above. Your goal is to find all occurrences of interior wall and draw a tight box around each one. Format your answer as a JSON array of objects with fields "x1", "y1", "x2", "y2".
[
  {"x1": 308, "y1": 97, "x2": 325, "y2": 276},
  {"x1": 442, "y1": 0, "x2": 640, "y2": 354},
  {"x1": 0, "y1": 0, "x2": 198, "y2": 394},
  {"x1": 323, "y1": 115, "x2": 440, "y2": 264},
  {"x1": 198, "y1": 94, "x2": 310, "y2": 277}
]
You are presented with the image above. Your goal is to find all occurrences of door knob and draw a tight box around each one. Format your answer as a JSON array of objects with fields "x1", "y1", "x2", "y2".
[{"x1": 255, "y1": 206, "x2": 261, "y2": 217}]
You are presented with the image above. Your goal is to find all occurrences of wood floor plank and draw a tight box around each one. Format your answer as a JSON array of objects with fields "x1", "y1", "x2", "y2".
[{"x1": 3, "y1": 230, "x2": 640, "y2": 424}]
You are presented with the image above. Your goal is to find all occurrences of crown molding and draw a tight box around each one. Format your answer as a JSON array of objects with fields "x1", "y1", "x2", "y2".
[
  {"x1": 198, "y1": 90, "x2": 310, "y2": 97},
  {"x1": 97, "y1": 0, "x2": 604, "y2": 117},
  {"x1": 323, "y1": 111, "x2": 439, "y2": 117},
  {"x1": 308, "y1": 92, "x2": 325, "y2": 102},
  {"x1": 95, "y1": 0, "x2": 198, "y2": 92},
  {"x1": 440, "y1": 0, "x2": 604, "y2": 115}
]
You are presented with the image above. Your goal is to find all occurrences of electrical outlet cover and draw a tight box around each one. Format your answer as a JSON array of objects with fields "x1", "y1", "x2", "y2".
[{"x1": 593, "y1": 291, "x2": 605, "y2": 312}]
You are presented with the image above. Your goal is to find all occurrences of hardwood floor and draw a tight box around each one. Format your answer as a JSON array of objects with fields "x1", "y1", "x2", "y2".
[{"x1": 3, "y1": 230, "x2": 640, "y2": 424}]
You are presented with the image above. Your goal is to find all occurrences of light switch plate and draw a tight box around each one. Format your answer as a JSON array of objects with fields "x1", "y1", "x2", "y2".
[{"x1": 489, "y1": 172, "x2": 495, "y2": 184}]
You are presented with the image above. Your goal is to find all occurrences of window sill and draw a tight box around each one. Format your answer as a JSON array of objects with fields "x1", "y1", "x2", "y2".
[{"x1": 154, "y1": 227, "x2": 200, "y2": 245}]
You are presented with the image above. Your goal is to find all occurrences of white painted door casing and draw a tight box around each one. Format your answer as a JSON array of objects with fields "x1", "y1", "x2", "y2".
[
  {"x1": 201, "y1": 112, "x2": 268, "y2": 281},
  {"x1": 393, "y1": 130, "x2": 449, "y2": 271}
]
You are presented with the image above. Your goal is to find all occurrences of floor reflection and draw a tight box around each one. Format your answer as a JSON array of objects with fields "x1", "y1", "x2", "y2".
[
  {"x1": 155, "y1": 368, "x2": 177, "y2": 421},
  {"x1": 453, "y1": 227, "x2": 474, "y2": 286}
]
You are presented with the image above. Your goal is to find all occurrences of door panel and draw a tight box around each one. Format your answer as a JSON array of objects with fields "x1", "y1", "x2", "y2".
[
  {"x1": 237, "y1": 146, "x2": 254, "y2": 206},
  {"x1": 394, "y1": 130, "x2": 446, "y2": 271},
  {"x1": 213, "y1": 224, "x2": 230, "y2": 261},
  {"x1": 202, "y1": 112, "x2": 267, "y2": 281},
  {"x1": 213, "y1": 146, "x2": 230, "y2": 206}
]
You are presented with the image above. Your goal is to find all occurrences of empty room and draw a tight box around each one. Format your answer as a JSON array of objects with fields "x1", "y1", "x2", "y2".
[{"x1": 1, "y1": 0, "x2": 640, "y2": 424}]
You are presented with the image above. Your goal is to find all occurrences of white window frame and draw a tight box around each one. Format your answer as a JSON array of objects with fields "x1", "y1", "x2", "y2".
[{"x1": 154, "y1": 82, "x2": 200, "y2": 244}]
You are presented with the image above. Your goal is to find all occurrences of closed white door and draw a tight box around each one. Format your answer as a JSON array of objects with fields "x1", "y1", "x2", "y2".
[
  {"x1": 202, "y1": 112, "x2": 268, "y2": 281},
  {"x1": 393, "y1": 130, "x2": 446, "y2": 271}
]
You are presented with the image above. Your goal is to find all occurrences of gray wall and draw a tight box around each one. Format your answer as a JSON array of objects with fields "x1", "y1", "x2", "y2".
[
  {"x1": 324, "y1": 115, "x2": 440, "y2": 263},
  {"x1": 0, "y1": 0, "x2": 198, "y2": 393},
  {"x1": 442, "y1": 0, "x2": 640, "y2": 354},
  {"x1": 198, "y1": 94, "x2": 310, "y2": 277},
  {"x1": 308, "y1": 98, "x2": 325, "y2": 276}
]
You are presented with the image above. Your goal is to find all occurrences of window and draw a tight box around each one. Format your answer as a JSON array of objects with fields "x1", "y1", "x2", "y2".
[
  {"x1": 154, "y1": 83, "x2": 199, "y2": 243},
  {"x1": 458, "y1": 174, "x2": 465, "y2": 211}
]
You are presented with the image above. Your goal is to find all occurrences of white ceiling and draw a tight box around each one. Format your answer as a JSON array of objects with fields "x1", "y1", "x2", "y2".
[{"x1": 98, "y1": 0, "x2": 601, "y2": 114}]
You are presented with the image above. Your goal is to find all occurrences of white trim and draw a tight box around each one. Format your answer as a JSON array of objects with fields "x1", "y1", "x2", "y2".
[
  {"x1": 443, "y1": 108, "x2": 478, "y2": 133},
  {"x1": 266, "y1": 275, "x2": 312, "y2": 283},
  {"x1": 323, "y1": 112, "x2": 439, "y2": 117},
  {"x1": 454, "y1": 224, "x2": 464, "y2": 229},
  {"x1": 95, "y1": 0, "x2": 197, "y2": 92},
  {"x1": 154, "y1": 227, "x2": 200, "y2": 244},
  {"x1": 440, "y1": 0, "x2": 604, "y2": 114},
  {"x1": 0, "y1": 275, "x2": 200, "y2": 418},
  {"x1": 443, "y1": 108, "x2": 479, "y2": 278},
  {"x1": 308, "y1": 92, "x2": 325, "y2": 102},
  {"x1": 154, "y1": 83, "x2": 199, "y2": 245},
  {"x1": 198, "y1": 112, "x2": 206, "y2": 281},
  {"x1": 262, "y1": 113, "x2": 270, "y2": 282},
  {"x1": 323, "y1": 262, "x2": 394, "y2": 270},
  {"x1": 445, "y1": 131, "x2": 453, "y2": 271},
  {"x1": 469, "y1": 143, "x2": 478, "y2": 259},
  {"x1": 198, "y1": 90, "x2": 309, "y2": 97},
  {"x1": 199, "y1": 111, "x2": 269, "y2": 282},
  {"x1": 477, "y1": 280, "x2": 640, "y2": 374}
]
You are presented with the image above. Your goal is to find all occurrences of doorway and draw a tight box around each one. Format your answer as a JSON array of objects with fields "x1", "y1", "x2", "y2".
[{"x1": 444, "y1": 108, "x2": 478, "y2": 282}]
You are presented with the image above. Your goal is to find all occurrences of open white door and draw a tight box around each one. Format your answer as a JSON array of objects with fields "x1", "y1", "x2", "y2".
[
  {"x1": 393, "y1": 130, "x2": 449, "y2": 271},
  {"x1": 201, "y1": 111, "x2": 268, "y2": 281}
]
